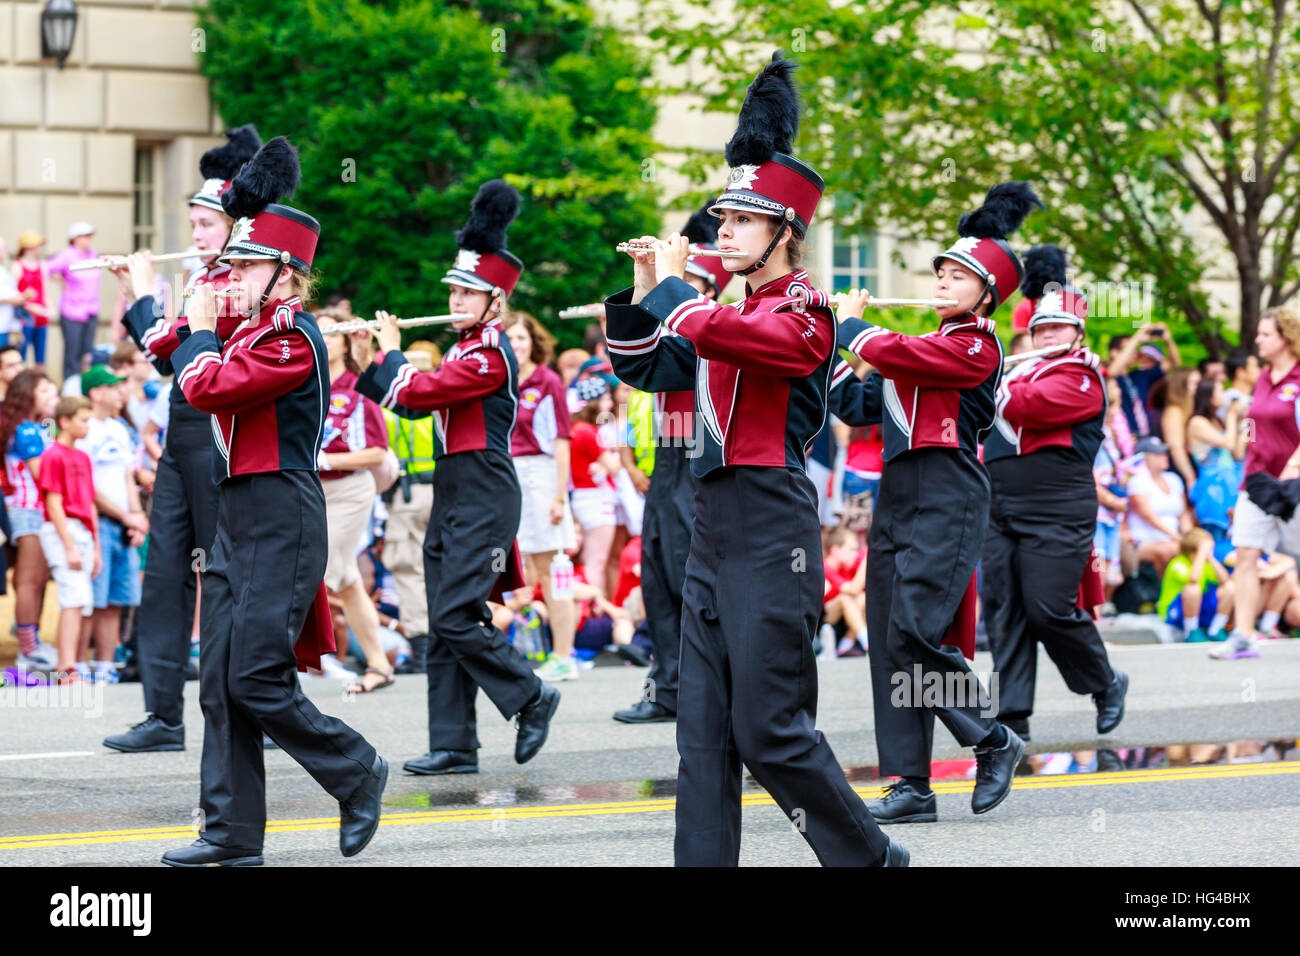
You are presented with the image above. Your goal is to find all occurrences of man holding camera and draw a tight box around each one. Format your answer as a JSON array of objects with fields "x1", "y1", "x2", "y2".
[{"x1": 1107, "y1": 324, "x2": 1181, "y2": 437}]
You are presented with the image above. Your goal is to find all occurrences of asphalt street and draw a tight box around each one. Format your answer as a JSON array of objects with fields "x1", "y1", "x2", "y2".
[{"x1": 1, "y1": 641, "x2": 1297, "y2": 866}]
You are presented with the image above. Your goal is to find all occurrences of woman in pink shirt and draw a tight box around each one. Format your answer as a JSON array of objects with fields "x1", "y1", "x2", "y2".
[{"x1": 44, "y1": 222, "x2": 103, "y2": 381}]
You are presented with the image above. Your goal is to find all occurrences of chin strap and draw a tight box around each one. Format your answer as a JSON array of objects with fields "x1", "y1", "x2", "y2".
[
  {"x1": 737, "y1": 219, "x2": 791, "y2": 277},
  {"x1": 971, "y1": 274, "x2": 996, "y2": 318},
  {"x1": 257, "y1": 253, "x2": 291, "y2": 315}
]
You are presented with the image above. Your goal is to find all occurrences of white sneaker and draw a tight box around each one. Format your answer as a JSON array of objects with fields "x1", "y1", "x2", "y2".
[
  {"x1": 15, "y1": 643, "x2": 57, "y2": 671},
  {"x1": 318, "y1": 654, "x2": 357, "y2": 681},
  {"x1": 817, "y1": 624, "x2": 838, "y2": 660}
]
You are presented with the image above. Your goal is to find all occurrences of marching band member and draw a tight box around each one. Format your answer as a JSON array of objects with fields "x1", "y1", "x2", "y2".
[
  {"x1": 837, "y1": 182, "x2": 1041, "y2": 825},
  {"x1": 104, "y1": 125, "x2": 261, "y2": 754},
  {"x1": 353, "y1": 180, "x2": 559, "y2": 777},
  {"x1": 606, "y1": 52, "x2": 906, "y2": 866},
  {"x1": 612, "y1": 204, "x2": 733, "y2": 724},
  {"x1": 981, "y1": 252, "x2": 1128, "y2": 742},
  {"x1": 162, "y1": 137, "x2": 385, "y2": 866}
]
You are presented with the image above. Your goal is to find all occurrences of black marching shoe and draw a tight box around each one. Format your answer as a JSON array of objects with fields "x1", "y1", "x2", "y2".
[
  {"x1": 395, "y1": 634, "x2": 429, "y2": 675},
  {"x1": 339, "y1": 754, "x2": 388, "y2": 858},
  {"x1": 613, "y1": 700, "x2": 676, "y2": 724},
  {"x1": 1094, "y1": 670, "x2": 1129, "y2": 734},
  {"x1": 971, "y1": 726, "x2": 1025, "y2": 815},
  {"x1": 515, "y1": 683, "x2": 561, "y2": 764},
  {"x1": 161, "y1": 838, "x2": 262, "y2": 867},
  {"x1": 403, "y1": 750, "x2": 478, "y2": 775},
  {"x1": 868, "y1": 780, "x2": 938, "y2": 824},
  {"x1": 1003, "y1": 716, "x2": 1031, "y2": 742},
  {"x1": 880, "y1": 837, "x2": 911, "y2": 867},
  {"x1": 103, "y1": 715, "x2": 184, "y2": 753}
]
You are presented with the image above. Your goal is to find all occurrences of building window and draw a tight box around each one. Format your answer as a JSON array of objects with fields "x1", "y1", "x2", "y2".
[
  {"x1": 133, "y1": 145, "x2": 161, "y2": 251},
  {"x1": 831, "y1": 230, "x2": 879, "y2": 294}
]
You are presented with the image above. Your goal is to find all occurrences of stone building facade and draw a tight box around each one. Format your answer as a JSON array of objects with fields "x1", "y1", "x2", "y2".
[{"x1": 0, "y1": 0, "x2": 222, "y2": 372}]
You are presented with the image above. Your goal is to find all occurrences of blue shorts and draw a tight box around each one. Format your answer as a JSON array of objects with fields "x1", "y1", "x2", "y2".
[
  {"x1": 1165, "y1": 585, "x2": 1218, "y2": 630},
  {"x1": 7, "y1": 506, "x2": 44, "y2": 539},
  {"x1": 1093, "y1": 521, "x2": 1120, "y2": 564},
  {"x1": 92, "y1": 518, "x2": 141, "y2": 609}
]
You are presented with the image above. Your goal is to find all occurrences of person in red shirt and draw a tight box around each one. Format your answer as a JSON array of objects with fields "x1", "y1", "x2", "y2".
[
  {"x1": 1218, "y1": 305, "x2": 1300, "y2": 659},
  {"x1": 317, "y1": 312, "x2": 396, "y2": 693},
  {"x1": 13, "y1": 231, "x2": 50, "y2": 370},
  {"x1": 37, "y1": 396, "x2": 99, "y2": 681},
  {"x1": 821, "y1": 528, "x2": 867, "y2": 657},
  {"x1": 569, "y1": 376, "x2": 621, "y2": 606}
]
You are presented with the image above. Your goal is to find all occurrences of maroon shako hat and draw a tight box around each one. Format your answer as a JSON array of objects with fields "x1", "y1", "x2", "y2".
[
  {"x1": 681, "y1": 202, "x2": 733, "y2": 298},
  {"x1": 1022, "y1": 244, "x2": 1087, "y2": 331},
  {"x1": 708, "y1": 52, "x2": 823, "y2": 275},
  {"x1": 931, "y1": 182, "x2": 1043, "y2": 314},
  {"x1": 219, "y1": 137, "x2": 319, "y2": 273},
  {"x1": 190, "y1": 125, "x2": 262, "y2": 213},
  {"x1": 442, "y1": 180, "x2": 524, "y2": 298}
]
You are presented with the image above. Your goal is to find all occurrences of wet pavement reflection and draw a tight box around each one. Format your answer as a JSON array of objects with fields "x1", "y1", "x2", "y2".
[{"x1": 386, "y1": 738, "x2": 1299, "y2": 810}]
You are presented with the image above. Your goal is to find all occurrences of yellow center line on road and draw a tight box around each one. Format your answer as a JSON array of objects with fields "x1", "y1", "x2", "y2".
[{"x1": 2, "y1": 760, "x2": 1296, "y2": 851}]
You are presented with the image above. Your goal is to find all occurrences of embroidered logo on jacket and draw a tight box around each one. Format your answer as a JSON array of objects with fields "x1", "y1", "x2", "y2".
[{"x1": 278, "y1": 338, "x2": 291, "y2": 364}]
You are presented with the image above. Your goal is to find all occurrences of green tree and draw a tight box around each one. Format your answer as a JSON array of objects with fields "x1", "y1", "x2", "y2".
[
  {"x1": 647, "y1": 0, "x2": 1300, "y2": 356},
  {"x1": 197, "y1": 0, "x2": 659, "y2": 350}
]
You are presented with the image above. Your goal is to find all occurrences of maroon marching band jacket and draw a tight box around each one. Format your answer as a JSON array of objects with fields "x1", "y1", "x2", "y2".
[
  {"x1": 605, "y1": 270, "x2": 837, "y2": 479},
  {"x1": 987, "y1": 347, "x2": 1109, "y2": 616},
  {"x1": 355, "y1": 316, "x2": 526, "y2": 597},
  {"x1": 837, "y1": 312, "x2": 1005, "y2": 660},
  {"x1": 171, "y1": 295, "x2": 336, "y2": 670},
  {"x1": 986, "y1": 347, "x2": 1106, "y2": 461}
]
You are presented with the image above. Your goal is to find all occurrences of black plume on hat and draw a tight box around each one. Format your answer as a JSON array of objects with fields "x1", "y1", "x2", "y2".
[
  {"x1": 723, "y1": 51, "x2": 800, "y2": 168},
  {"x1": 1020, "y1": 244, "x2": 1068, "y2": 300},
  {"x1": 957, "y1": 181, "x2": 1043, "y2": 240},
  {"x1": 199, "y1": 124, "x2": 262, "y2": 181},
  {"x1": 221, "y1": 136, "x2": 300, "y2": 221},
  {"x1": 682, "y1": 202, "x2": 720, "y2": 245},
  {"x1": 455, "y1": 179, "x2": 521, "y2": 254}
]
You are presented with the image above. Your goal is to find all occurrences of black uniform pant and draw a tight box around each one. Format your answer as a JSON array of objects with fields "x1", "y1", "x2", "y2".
[
  {"x1": 639, "y1": 441, "x2": 695, "y2": 711},
  {"x1": 982, "y1": 452, "x2": 1115, "y2": 720},
  {"x1": 137, "y1": 416, "x2": 220, "y2": 726},
  {"x1": 198, "y1": 471, "x2": 377, "y2": 850},
  {"x1": 867, "y1": 448, "x2": 999, "y2": 778},
  {"x1": 676, "y1": 466, "x2": 889, "y2": 866},
  {"x1": 424, "y1": 450, "x2": 540, "y2": 752}
]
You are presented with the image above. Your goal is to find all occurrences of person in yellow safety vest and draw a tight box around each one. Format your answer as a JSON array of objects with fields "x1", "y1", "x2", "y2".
[
  {"x1": 626, "y1": 387, "x2": 656, "y2": 478},
  {"x1": 382, "y1": 342, "x2": 441, "y2": 675}
]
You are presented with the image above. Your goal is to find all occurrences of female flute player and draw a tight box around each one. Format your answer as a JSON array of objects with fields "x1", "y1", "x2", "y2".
[
  {"x1": 353, "y1": 180, "x2": 559, "y2": 777},
  {"x1": 981, "y1": 258, "x2": 1128, "y2": 742},
  {"x1": 605, "y1": 52, "x2": 906, "y2": 867},
  {"x1": 161, "y1": 137, "x2": 385, "y2": 866},
  {"x1": 104, "y1": 126, "x2": 261, "y2": 754},
  {"x1": 837, "y1": 182, "x2": 1041, "y2": 825}
]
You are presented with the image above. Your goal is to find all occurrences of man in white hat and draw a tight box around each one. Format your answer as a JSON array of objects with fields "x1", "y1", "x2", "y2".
[{"x1": 45, "y1": 221, "x2": 103, "y2": 381}]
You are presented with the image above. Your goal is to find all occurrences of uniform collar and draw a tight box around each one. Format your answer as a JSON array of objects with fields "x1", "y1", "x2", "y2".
[
  {"x1": 745, "y1": 270, "x2": 809, "y2": 300},
  {"x1": 256, "y1": 295, "x2": 302, "y2": 321},
  {"x1": 458, "y1": 314, "x2": 503, "y2": 342}
]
